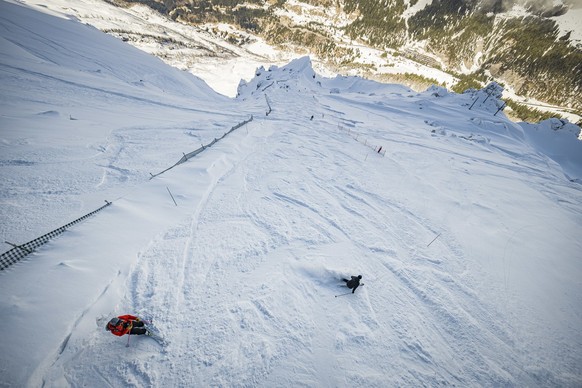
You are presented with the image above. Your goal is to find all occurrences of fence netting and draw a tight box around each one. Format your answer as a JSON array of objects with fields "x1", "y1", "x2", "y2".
[
  {"x1": 0, "y1": 201, "x2": 112, "y2": 271},
  {"x1": 1, "y1": 116, "x2": 254, "y2": 271},
  {"x1": 150, "y1": 115, "x2": 253, "y2": 179}
]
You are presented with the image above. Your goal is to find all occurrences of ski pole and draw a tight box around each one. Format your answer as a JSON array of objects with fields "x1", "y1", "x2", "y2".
[
  {"x1": 335, "y1": 292, "x2": 352, "y2": 298},
  {"x1": 125, "y1": 321, "x2": 134, "y2": 347}
]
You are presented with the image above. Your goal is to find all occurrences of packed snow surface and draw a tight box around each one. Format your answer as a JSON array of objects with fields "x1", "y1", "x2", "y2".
[{"x1": 1, "y1": 1, "x2": 582, "y2": 387}]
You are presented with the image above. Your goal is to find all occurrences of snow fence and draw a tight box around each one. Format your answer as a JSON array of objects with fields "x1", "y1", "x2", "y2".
[
  {"x1": 150, "y1": 115, "x2": 254, "y2": 179},
  {"x1": 0, "y1": 201, "x2": 112, "y2": 271},
  {"x1": 337, "y1": 125, "x2": 387, "y2": 156},
  {"x1": 0, "y1": 116, "x2": 254, "y2": 270}
]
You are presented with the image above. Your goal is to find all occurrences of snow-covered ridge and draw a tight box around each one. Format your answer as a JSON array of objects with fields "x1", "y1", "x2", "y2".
[
  {"x1": 1, "y1": 2, "x2": 582, "y2": 387},
  {"x1": 20, "y1": 0, "x2": 582, "y2": 124},
  {"x1": 402, "y1": 0, "x2": 433, "y2": 19},
  {"x1": 274, "y1": 0, "x2": 355, "y2": 28},
  {"x1": 551, "y1": 6, "x2": 582, "y2": 43}
]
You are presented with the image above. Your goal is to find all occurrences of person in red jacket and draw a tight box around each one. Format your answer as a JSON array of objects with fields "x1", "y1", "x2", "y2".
[{"x1": 106, "y1": 314, "x2": 148, "y2": 336}]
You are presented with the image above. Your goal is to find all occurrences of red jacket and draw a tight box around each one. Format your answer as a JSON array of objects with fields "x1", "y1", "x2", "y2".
[{"x1": 108, "y1": 314, "x2": 139, "y2": 336}]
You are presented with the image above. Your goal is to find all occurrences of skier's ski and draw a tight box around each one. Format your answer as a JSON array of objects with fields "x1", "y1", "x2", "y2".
[
  {"x1": 335, "y1": 283, "x2": 364, "y2": 297},
  {"x1": 146, "y1": 330, "x2": 166, "y2": 345},
  {"x1": 137, "y1": 315, "x2": 167, "y2": 345}
]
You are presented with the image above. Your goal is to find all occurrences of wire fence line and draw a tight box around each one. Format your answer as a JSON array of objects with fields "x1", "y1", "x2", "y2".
[
  {"x1": 337, "y1": 125, "x2": 387, "y2": 157},
  {"x1": 149, "y1": 115, "x2": 254, "y2": 179},
  {"x1": 0, "y1": 201, "x2": 112, "y2": 271},
  {"x1": 1, "y1": 115, "x2": 254, "y2": 272}
]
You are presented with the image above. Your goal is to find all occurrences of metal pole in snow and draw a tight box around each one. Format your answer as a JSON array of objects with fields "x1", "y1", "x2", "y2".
[
  {"x1": 166, "y1": 187, "x2": 178, "y2": 206},
  {"x1": 494, "y1": 102, "x2": 506, "y2": 116},
  {"x1": 469, "y1": 96, "x2": 479, "y2": 110},
  {"x1": 427, "y1": 233, "x2": 441, "y2": 247}
]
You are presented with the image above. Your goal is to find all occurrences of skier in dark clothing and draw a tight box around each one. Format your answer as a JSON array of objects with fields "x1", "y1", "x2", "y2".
[{"x1": 342, "y1": 275, "x2": 362, "y2": 293}]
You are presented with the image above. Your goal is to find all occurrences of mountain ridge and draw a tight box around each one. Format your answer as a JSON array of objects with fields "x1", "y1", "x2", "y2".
[{"x1": 106, "y1": 0, "x2": 582, "y2": 123}]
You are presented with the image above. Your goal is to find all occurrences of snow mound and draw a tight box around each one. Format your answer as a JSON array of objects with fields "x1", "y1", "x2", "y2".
[{"x1": 521, "y1": 118, "x2": 582, "y2": 181}]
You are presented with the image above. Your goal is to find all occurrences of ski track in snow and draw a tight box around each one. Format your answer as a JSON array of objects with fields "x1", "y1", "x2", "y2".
[
  {"x1": 48, "y1": 82, "x2": 534, "y2": 386},
  {"x1": 40, "y1": 84, "x2": 580, "y2": 385}
]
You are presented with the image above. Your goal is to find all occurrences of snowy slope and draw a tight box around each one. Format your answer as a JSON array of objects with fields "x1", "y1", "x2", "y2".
[
  {"x1": 0, "y1": 0, "x2": 252, "y2": 248},
  {"x1": 17, "y1": 0, "x2": 298, "y2": 98},
  {"x1": 1, "y1": 1, "x2": 582, "y2": 387}
]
